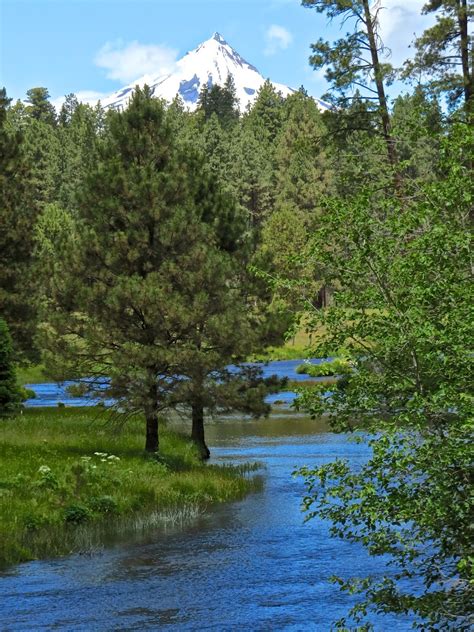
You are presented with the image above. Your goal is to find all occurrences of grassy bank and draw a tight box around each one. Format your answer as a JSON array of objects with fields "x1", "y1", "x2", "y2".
[
  {"x1": 0, "y1": 408, "x2": 260, "y2": 569},
  {"x1": 16, "y1": 364, "x2": 48, "y2": 385},
  {"x1": 249, "y1": 329, "x2": 315, "y2": 361},
  {"x1": 15, "y1": 328, "x2": 319, "y2": 387}
]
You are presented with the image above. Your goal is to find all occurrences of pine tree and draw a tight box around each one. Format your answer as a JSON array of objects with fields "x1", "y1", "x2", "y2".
[
  {"x1": 392, "y1": 87, "x2": 444, "y2": 182},
  {"x1": 40, "y1": 87, "x2": 273, "y2": 455},
  {"x1": 198, "y1": 113, "x2": 236, "y2": 196},
  {"x1": 275, "y1": 91, "x2": 333, "y2": 213},
  {"x1": 0, "y1": 88, "x2": 39, "y2": 362},
  {"x1": 255, "y1": 92, "x2": 334, "y2": 306},
  {"x1": 0, "y1": 318, "x2": 22, "y2": 416},
  {"x1": 25, "y1": 87, "x2": 57, "y2": 126},
  {"x1": 404, "y1": 0, "x2": 473, "y2": 119},
  {"x1": 197, "y1": 75, "x2": 239, "y2": 128},
  {"x1": 57, "y1": 99, "x2": 101, "y2": 211},
  {"x1": 302, "y1": 0, "x2": 399, "y2": 169},
  {"x1": 19, "y1": 114, "x2": 61, "y2": 209},
  {"x1": 322, "y1": 95, "x2": 391, "y2": 198},
  {"x1": 229, "y1": 122, "x2": 276, "y2": 229},
  {"x1": 58, "y1": 93, "x2": 79, "y2": 126},
  {"x1": 220, "y1": 75, "x2": 240, "y2": 126},
  {"x1": 244, "y1": 79, "x2": 284, "y2": 147}
]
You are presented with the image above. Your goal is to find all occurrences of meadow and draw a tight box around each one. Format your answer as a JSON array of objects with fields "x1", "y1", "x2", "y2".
[{"x1": 0, "y1": 407, "x2": 260, "y2": 568}]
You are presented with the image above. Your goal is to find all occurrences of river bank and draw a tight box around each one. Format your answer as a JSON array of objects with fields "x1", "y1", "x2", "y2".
[
  {"x1": 0, "y1": 408, "x2": 260, "y2": 569},
  {"x1": 0, "y1": 415, "x2": 413, "y2": 631}
]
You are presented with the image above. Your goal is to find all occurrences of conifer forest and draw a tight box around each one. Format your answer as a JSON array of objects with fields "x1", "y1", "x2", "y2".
[{"x1": 0, "y1": 1, "x2": 472, "y2": 630}]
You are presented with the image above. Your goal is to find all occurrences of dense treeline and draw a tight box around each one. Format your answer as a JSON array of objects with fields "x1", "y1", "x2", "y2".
[
  {"x1": 0, "y1": 73, "x2": 459, "y2": 375},
  {"x1": 0, "y1": 0, "x2": 472, "y2": 626},
  {"x1": 296, "y1": 1, "x2": 473, "y2": 630}
]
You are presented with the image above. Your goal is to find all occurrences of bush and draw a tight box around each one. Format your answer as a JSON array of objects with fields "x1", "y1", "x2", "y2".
[
  {"x1": 89, "y1": 495, "x2": 118, "y2": 514},
  {"x1": 64, "y1": 504, "x2": 91, "y2": 524},
  {"x1": 295, "y1": 357, "x2": 351, "y2": 377},
  {"x1": 20, "y1": 387, "x2": 36, "y2": 400}
]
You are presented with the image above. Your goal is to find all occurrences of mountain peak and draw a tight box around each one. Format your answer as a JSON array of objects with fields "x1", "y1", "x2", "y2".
[
  {"x1": 211, "y1": 32, "x2": 227, "y2": 44},
  {"x1": 98, "y1": 33, "x2": 329, "y2": 114}
]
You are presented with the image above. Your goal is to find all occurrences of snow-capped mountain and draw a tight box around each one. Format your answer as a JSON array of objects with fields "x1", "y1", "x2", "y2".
[{"x1": 99, "y1": 33, "x2": 329, "y2": 112}]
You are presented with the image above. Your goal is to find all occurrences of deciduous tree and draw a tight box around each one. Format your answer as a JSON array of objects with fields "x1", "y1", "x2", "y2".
[{"x1": 297, "y1": 126, "x2": 473, "y2": 629}]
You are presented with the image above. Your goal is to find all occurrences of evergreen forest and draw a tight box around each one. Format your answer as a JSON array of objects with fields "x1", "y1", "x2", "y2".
[{"x1": 0, "y1": 0, "x2": 472, "y2": 629}]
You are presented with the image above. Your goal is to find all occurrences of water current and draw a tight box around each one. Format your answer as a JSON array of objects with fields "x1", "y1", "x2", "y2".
[{"x1": 0, "y1": 415, "x2": 413, "y2": 631}]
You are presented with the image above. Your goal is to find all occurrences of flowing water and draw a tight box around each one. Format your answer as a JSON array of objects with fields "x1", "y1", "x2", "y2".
[
  {"x1": 23, "y1": 359, "x2": 328, "y2": 408},
  {"x1": 0, "y1": 415, "x2": 413, "y2": 631}
]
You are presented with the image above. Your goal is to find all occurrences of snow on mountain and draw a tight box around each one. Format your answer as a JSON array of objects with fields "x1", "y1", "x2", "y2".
[{"x1": 99, "y1": 32, "x2": 329, "y2": 113}]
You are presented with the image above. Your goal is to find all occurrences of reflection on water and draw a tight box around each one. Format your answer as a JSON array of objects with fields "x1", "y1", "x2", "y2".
[{"x1": 0, "y1": 416, "x2": 413, "y2": 631}]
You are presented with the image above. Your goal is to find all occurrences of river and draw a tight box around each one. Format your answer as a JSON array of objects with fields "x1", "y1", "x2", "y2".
[
  {"x1": 0, "y1": 415, "x2": 413, "y2": 631},
  {"x1": 23, "y1": 359, "x2": 328, "y2": 408}
]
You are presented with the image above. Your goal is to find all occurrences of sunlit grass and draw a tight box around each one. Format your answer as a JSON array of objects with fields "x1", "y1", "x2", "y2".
[
  {"x1": 16, "y1": 363, "x2": 48, "y2": 385},
  {"x1": 0, "y1": 408, "x2": 260, "y2": 568},
  {"x1": 250, "y1": 321, "x2": 327, "y2": 361}
]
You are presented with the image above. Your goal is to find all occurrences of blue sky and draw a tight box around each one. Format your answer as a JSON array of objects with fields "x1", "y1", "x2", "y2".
[{"x1": 1, "y1": 0, "x2": 433, "y2": 106}]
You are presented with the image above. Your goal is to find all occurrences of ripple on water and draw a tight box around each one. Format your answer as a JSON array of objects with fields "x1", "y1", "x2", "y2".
[{"x1": 0, "y1": 417, "x2": 414, "y2": 631}]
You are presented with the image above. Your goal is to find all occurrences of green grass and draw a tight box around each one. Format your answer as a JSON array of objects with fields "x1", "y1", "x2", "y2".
[
  {"x1": 295, "y1": 357, "x2": 352, "y2": 377},
  {"x1": 16, "y1": 364, "x2": 48, "y2": 385},
  {"x1": 249, "y1": 329, "x2": 315, "y2": 361},
  {"x1": 287, "y1": 378, "x2": 337, "y2": 389},
  {"x1": 0, "y1": 408, "x2": 260, "y2": 569}
]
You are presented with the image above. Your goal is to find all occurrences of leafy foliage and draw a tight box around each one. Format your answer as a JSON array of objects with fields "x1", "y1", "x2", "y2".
[
  {"x1": 296, "y1": 127, "x2": 474, "y2": 629},
  {"x1": 295, "y1": 357, "x2": 351, "y2": 377}
]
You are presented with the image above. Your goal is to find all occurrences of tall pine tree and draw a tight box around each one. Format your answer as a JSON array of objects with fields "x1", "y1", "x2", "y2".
[
  {"x1": 0, "y1": 88, "x2": 39, "y2": 362},
  {"x1": 40, "y1": 87, "x2": 274, "y2": 455}
]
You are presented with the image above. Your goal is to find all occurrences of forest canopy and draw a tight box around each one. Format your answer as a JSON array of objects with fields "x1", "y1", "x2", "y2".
[{"x1": 0, "y1": 0, "x2": 472, "y2": 626}]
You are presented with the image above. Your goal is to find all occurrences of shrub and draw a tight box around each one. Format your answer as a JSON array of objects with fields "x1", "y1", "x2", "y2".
[
  {"x1": 295, "y1": 357, "x2": 351, "y2": 377},
  {"x1": 64, "y1": 504, "x2": 91, "y2": 524},
  {"x1": 36, "y1": 465, "x2": 60, "y2": 490},
  {"x1": 89, "y1": 495, "x2": 118, "y2": 514}
]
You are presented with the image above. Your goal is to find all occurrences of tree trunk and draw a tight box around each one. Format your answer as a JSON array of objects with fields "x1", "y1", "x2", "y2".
[
  {"x1": 458, "y1": 0, "x2": 473, "y2": 123},
  {"x1": 315, "y1": 285, "x2": 328, "y2": 309},
  {"x1": 145, "y1": 409, "x2": 159, "y2": 453},
  {"x1": 362, "y1": 0, "x2": 398, "y2": 170},
  {"x1": 191, "y1": 402, "x2": 210, "y2": 460},
  {"x1": 144, "y1": 380, "x2": 159, "y2": 453}
]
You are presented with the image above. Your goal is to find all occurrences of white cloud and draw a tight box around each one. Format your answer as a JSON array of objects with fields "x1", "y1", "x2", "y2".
[
  {"x1": 264, "y1": 25, "x2": 293, "y2": 56},
  {"x1": 94, "y1": 40, "x2": 178, "y2": 83},
  {"x1": 374, "y1": 0, "x2": 436, "y2": 67}
]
